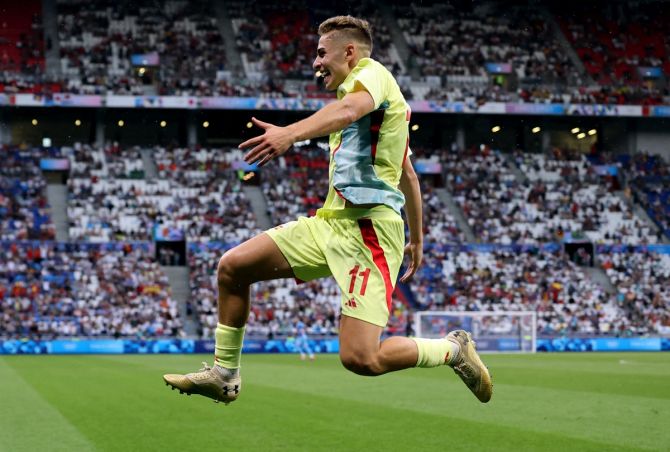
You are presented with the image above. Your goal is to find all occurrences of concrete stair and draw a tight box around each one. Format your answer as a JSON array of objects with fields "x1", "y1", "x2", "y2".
[
  {"x1": 162, "y1": 266, "x2": 198, "y2": 337},
  {"x1": 214, "y1": 0, "x2": 244, "y2": 75},
  {"x1": 243, "y1": 185, "x2": 272, "y2": 230},
  {"x1": 436, "y1": 188, "x2": 476, "y2": 242},
  {"x1": 42, "y1": 0, "x2": 61, "y2": 78},
  {"x1": 582, "y1": 266, "x2": 617, "y2": 295},
  {"x1": 140, "y1": 149, "x2": 158, "y2": 179},
  {"x1": 378, "y1": 7, "x2": 420, "y2": 79},
  {"x1": 46, "y1": 185, "x2": 69, "y2": 241},
  {"x1": 504, "y1": 153, "x2": 528, "y2": 183}
]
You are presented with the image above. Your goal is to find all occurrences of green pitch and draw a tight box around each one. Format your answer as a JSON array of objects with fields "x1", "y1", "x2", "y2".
[{"x1": 1, "y1": 353, "x2": 668, "y2": 451}]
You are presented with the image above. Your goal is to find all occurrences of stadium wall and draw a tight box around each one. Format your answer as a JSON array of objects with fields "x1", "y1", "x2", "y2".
[{"x1": 1, "y1": 338, "x2": 669, "y2": 355}]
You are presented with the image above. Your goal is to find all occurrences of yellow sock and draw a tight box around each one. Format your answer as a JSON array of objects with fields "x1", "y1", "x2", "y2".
[
  {"x1": 411, "y1": 337, "x2": 459, "y2": 368},
  {"x1": 214, "y1": 323, "x2": 245, "y2": 369}
]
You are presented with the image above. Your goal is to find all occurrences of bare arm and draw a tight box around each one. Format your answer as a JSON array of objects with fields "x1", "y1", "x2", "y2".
[
  {"x1": 398, "y1": 156, "x2": 423, "y2": 283},
  {"x1": 240, "y1": 90, "x2": 375, "y2": 166}
]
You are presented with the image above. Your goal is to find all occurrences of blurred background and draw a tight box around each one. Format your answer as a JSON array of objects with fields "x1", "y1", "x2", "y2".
[{"x1": 0, "y1": 0, "x2": 669, "y2": 354}]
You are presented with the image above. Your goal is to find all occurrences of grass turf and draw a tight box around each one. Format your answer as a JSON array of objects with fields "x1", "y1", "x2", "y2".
[{"x1": 1, "y1": 353, "x2": 668, "y2": 451}]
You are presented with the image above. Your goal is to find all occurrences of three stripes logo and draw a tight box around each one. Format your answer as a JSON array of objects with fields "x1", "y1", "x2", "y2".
[{"x1": 345, "y1": 298, "x2": 357, "y2": 308}]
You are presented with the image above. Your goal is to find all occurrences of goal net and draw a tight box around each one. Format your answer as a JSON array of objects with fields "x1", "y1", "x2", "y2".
[{"x1": 413, "y1": 311, "x2": 537, "y2": 353}]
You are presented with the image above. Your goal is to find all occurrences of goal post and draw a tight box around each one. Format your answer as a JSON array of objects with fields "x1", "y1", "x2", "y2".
[{"x1": 413, "y1": 311, "x2": 537, "y2": 353}]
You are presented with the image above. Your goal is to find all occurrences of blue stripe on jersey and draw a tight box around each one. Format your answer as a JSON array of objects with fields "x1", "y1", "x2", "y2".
[{"x1": 332, "y1": 103, "x2": 405, "y2": 213}]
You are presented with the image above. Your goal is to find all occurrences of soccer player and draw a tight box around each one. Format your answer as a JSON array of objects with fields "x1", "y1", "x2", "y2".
[
  {"x1": 163, "y1": 15, "x2": 492, "y2": 404},
  {"x1": 293, "y1": 319, "x2": 315, "y2": 361}
]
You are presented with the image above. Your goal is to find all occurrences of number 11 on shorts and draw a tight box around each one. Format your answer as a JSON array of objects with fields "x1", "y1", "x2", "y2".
[{"x1": 348, "y1": 265, "x2": 371, "y2": 296}]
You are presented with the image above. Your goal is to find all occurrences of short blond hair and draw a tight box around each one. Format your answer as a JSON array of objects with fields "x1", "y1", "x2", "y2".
[{"x1": 318, "y1": 15, "x2": 373, "y2": 56}]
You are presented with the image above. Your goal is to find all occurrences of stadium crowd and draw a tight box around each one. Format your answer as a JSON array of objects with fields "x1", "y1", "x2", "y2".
[
  {"x1": 0, "y1": 146, "x2": 55, "y2": 241},
  {"x1": 56, "y1": 0, "x2": 227, "y2": 96},
  {"x1": 409, "y1": 246, "x2": 659, "y2": 335},
  {"x1": 626, "y1": 152, "x2": 670, "y2": 239},
  {"x1": 599, "y1": 250, "x2": 670, "y2": 335},
  {"x1": 1, "y1": 0, "x2": 669, "y2": 341},
  {"x1": 68, "y1": 143, "x2": 163, "y2": 241},
  {"x1": 557, "y1": 2, "x2": 669, "y2": 87},
  {"x1": 188, "y1": 243, "x2": 341, "y2": 339},
  {"x1": 1, "y1": 0, "x2": 667, "y2": 106},
  {"x1": 0, "y1": 140, "x2": 668, "y2": 339},
  {"x1": 395, "y1": 2, "x2": 579, "y2": 85},
  {"x1": 153, "y1": 146, "x2": 260, "y2": 243},
  {"x1": 260, "y1": 143, "x2": 329, "y2": 224},
  {"x1": 515, "y1": 150, "x2": 659, "y2": 244},
  {"x1": 0, "y1": 241, "x2": 183, "y2": 338},
  {"x1": 420, "y1": 145, "x2": 660, "y2": 245},
  {"x1": 67, "y1": 143, "x2": 259, "y2": 243}
]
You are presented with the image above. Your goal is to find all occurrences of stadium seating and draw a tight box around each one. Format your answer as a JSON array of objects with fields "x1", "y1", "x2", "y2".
[
  {"x1": 227, "y1": 0, "x2": 405, "y2": 99},
  {"x1": 56, "y1": 0, "x2": 227, "y2": 95},
  {"x1": 441, "y1": 147, "x2": 537, "y2": 244},
  {"x1": 1, "y1": 1, "x2": 669, "y2": 342},
  {"x1": 626, "y1": 153, "x2": 670, "y2": 239},
  {"x1": 429, "y1": 145, "x2": 659, "y2": 245},
  {"x1": 153, "y1": 146, "x2": 260, "y2": 243},
  {"x1": 0, "y1": 241, "x2": 183, "y2": 338},
  {"x1": 68, "y1": 144, "x2": 259, "y2": 243},
  {"x1": 516, "y1": 151, "x2": 659, "y2": 244},
  {"x1": 0, "y1": 0, "x2": 48, "y2": 94},
  {"x1": 557, "y1": 3, "x2": 669, "y2": 88},
  {"x1": 409, "y1": 245, "x2": 670, "y2": 335},
  {"x1": 188, "y1": 242, "x2": 341, "y2": 339},
  {"x1": 0, "y1": 146, "x2": 56, "y2": 241},
  {"x1": 1, "y1": 0, "x2": 665, "y2": 104},
  {"x1": 260, "y1": 143, "x2": 329, "y2": 224},
  {"x1": 421, "y1": 178, "x2": 465, "y2": 244},
  {"x1": 598, "y1": 250, "x2": 670, "y2": 335},
  {"x1": 395, "y1": 1, "x2": 578, "y2": 85},
  {"x1": 67, "y1": 143, "x2": 163, "y2": 241}
]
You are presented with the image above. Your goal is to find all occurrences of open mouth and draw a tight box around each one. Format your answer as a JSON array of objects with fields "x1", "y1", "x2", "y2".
[{"x1": 316, "y1": 69, "x2": 331, "y2": 80}]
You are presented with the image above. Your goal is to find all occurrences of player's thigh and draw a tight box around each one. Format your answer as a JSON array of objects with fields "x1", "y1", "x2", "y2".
[
  {"x1": 265, "y1": 217, "x2": 331, "y2": 282},
  {"x1": 218, "y1": 232, "x2": 295, "y2": 284},
  {"x1": 338, "y1": 315, "x2": 384, "y2": 367}
]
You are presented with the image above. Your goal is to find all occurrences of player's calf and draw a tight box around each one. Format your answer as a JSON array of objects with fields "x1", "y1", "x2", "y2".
[{"x1": 340, "y1": 351, "x2": 384, "y2": 376}]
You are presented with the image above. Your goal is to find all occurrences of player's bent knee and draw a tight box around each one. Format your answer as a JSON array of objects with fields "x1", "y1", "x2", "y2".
[
  {"x1": 217, "y1": 250, "x2": 249, "y2": 289},
  {"x1": 340, "y1": 353, "x2": 383, "y2": 376}
]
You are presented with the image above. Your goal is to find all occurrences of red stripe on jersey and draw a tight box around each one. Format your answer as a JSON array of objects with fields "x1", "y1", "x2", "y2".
[
  {"x1": 334, "y1": 187, "x2": 347, "y2": 201},
  {"x1": 357, "y1": 218, "x2": 393, "y2": 313},
  {"x1": 332, "y1": 140, "x2": 342, "y2": 155},
  {"x1": 402, "y1": 136, "x2": 410, "y2": 166},
  {"x1": 369, "y1": 109, "x2": 385, "y2": 164}
]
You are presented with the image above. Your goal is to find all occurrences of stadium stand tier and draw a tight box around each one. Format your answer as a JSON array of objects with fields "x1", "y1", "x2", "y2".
[
  {"x1": 0, "y1": 241, "x2": 183, "y2": 338},
  {"x1": 0, "y1": 0, "x2": 669, "y2": 342},
  {"x1": 56, "y1": 0, "x2": 227, "y2": 95},
  {"x1": 1, "y1": 146, "x2": 56, "y2": 241},
  {"x1": 1, "y1": 0, "x2": 666, "y2": 104}
]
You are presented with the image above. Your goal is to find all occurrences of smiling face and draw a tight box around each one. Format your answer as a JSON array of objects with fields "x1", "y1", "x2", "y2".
[{"x1": 313, "y1": 31, "x2": 355, "y2": 91}]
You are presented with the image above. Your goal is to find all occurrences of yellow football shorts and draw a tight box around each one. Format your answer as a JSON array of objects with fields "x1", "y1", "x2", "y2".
[{"x1": 265, "y1": 206, "x2": 405, "y2": 327}]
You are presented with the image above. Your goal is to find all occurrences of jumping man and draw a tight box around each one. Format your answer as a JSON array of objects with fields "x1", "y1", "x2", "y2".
[{"x1": 163, "y1": 15, "x2": 492, "y2": 404}]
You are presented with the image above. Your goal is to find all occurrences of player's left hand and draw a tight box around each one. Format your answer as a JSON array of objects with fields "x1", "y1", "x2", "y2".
[
  {"x1": 240, "y1": 117, "x2": 295, "y2": 166},
  {"x1": 400, "y1": 242, "x2": 423, "y2": 283}
]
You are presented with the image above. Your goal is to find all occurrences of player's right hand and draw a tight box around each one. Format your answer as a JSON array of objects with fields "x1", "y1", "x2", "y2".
[{"x1": 239, "y1": 117, "x2": 296, "y2": 166}]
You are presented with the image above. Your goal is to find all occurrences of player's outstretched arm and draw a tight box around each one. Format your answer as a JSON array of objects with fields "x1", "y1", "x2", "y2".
[
  {"x1": 240, "y1": 90, "x2": 375, "y2": 166},
  {"x1": 398, "y1": 156, "x2": 423, "y2": 283}
]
